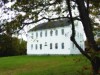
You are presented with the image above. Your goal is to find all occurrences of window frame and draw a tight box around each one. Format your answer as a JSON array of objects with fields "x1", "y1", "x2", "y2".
[
  {"x1": 55, "y1": 30, "x2": 58, "y2": 36},
  {"x1": 36, "y1": 32, "x2": 38, "y2": 37},
  {"x1": 35, "y1": 44, "x2": 37, "y2": 50},
  {"x1": 50, "y1": 43, "x2": 52, "y2": 49},
  {"x1": 31, "y1": 44, "x2": 33, "y2": 50},
  {"x1": 62, "y1": 43, "x2": 64, "y2": 49},
  {"x1": 40, "y1": 44, "x2": 42, "y2": 50},
  {"x1": 45, "y1": 30, "x2": 47, "y2": 37},
  {"x1": 55, "y1": 43, "x2": 58, "y2": 49},
  {"x1": 61, "y1": 29, "x2": 64, "y2": 35},
  {"x1": 50, "y1": 30, "x2": 53, "y2": 36},
  {"x1": 40, "y1": 31, "x2": 42, "y2": 37}
]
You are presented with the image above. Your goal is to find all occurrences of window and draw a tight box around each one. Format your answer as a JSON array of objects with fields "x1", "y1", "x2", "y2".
[
  {"x1": 55, "y1": 30, "x2": 58, "y2": 36},
  {"x1": 44, "y1": 42, "x2": 47, "y2": 46},
  {"x1": 62, "y1": 43, "x2": 64, "y2": 49},
  {"x1": 50, "y1": 43, "x2": 52, "y2": 49},
  {"x1": 72, "y1": 43, "x2": 74, "y2": 49},
  {"x1": 40, "y1": 44, "x2": 42, "y2": 49},
  {"x1": 31, "y1": 36, "x2": 33, "y2": 39},
  {"x1": 36, "y1": 32, "x2": 38, "y2": 37},
  {"x1": 55, "y1": 43, "x2": 58, "y2": 49},
  {"x1": 40, "y1": 31, "x2": 42, "y2": 37},
  {"x1": 31, "y1": 44, "x2": 33, "y2": 50},
  {"x1": 31, "y1": 33, "x2": 33, "y2": 39},
  {"x1": 62, "y1": 29, "x2": 64, "y2": 35},
  {"x1": 35, "y1": 44, "x2": 37, "y2": 49},
  {"x1": 45, "y1": 30, "x2": 47, "y2": 37},
  {"x1": 50, "y1": 30, "x2": 53, "y2": 36}
]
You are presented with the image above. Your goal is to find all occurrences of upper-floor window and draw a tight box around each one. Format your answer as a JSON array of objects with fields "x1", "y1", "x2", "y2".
[
  {"x1": 55, "y1": 30, "x2": 58, "y2": 36},
  {"x1": 40, "y1": 31, "x2": 42, "y2": 37},
  {"x1": 40, "y1": 44, "x2": 42, "y2": 49},
  {"x1": 36, "y1": 32, "x2": 38, "y2": 37},
  {"x1": 55, "y1": 43, "x2": 58, "y2": 49},
  {"x1": 62, "y1": 43, "x2": 64, "y2": 49},
  {"x1": 62, "y1": 29, "x2": 64, "y2": 35},
  {"x1": 72, "y1": 43, "x2": 74, "y2": 49},
  {"x1": 45, "y1": 30, "x2": 47, "y2": 37},
  {"x1": 31, "y1": 33, "x2": 33, "y2": 39},
  {"x1": 50, "y1": 30, "x2": 53, "y2": 36},
  {"x1": 50, "y1": 43, "x2": 52, "y2": 49},
  {"x1": 31, "y1": 36, "x2": 33, "y2": 39}
]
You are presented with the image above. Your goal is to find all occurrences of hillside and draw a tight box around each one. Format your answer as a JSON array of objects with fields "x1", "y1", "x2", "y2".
[{"x1": 0, "y1": 55, "x2": 91, "y2": 75}]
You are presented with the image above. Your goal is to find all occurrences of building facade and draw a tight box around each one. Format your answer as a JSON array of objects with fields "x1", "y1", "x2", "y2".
[{"x1": 27, "y1": 19, "x2": 85, "y2": 55}]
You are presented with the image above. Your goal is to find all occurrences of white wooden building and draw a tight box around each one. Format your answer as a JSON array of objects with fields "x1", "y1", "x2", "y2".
[{"x1": 27, "y1": 19, "x2": 85, "y2": 55}]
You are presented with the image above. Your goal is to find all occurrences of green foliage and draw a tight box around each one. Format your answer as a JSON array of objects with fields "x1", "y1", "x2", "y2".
[
  {"x1": 90, "y1": 0, "x2": 100, "y2": 15},
  {"x1": 3, "y1": 14, "x2": 25, "y2": 35},
  {"x1": 18, "y1": 39, "x2": 27, "y2": 55},
  {"x1": 0, "y1": 34, "x2": 26, "y2": 57},
  {"x1": 96, "y1": 38, "x2": 100, "y2": 45}
]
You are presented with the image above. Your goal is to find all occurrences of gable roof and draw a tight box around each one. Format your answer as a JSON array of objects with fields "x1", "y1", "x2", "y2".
[{"x1": 29, "y1": 18, "x2": 71, "y2": 32}]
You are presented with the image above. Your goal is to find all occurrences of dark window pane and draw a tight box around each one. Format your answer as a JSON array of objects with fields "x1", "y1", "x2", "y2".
[
  {"x1": 31, "y1": 44, "x2": 33, "y2": 50},
  {"x1": 55, "y1": 30, "x2": 58, "y2": 36},
  {"x1": 50, "y1": 43, "x2": 52, "y2": 49},
  {"x1": 62, "y1": 29, "x2": 64, "y2": 35},
  {"x1": 45, "y1": 30, "x2": 47, "y2": 37},
  {"x1": 40, "y1": 44, "x2": 42, "y2": 49},
  {"x1": 55, "y1": 43, "x2": 58, "y2": 49},
  {"x1": 50, "y1": 30, "x2": 53, "y2": 36},
  {"x1": 62, "y1": 43, "x2": 64, "y2": 49},
  {"x1": 36, "y1": 32, "x2": 38, "y2": 37},
  {"x1": 40, "y1": 32, "x2": 42, "y2": 37},
  {"x1": 36, "y1": 44, "x2": 37, "y2": 49}
]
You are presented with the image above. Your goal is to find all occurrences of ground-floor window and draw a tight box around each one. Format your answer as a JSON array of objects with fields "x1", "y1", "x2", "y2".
[
  {"x1": 31, "y1": 44, "x2": 33, "y2": 50},
  {"x1": 40, "y1": 44, "x2": 42, "y2": 50},
  {"x1": 55, "y1": 43, "x2": 58, "y2": 49},
  {"x1": 62, "y1": 43, "x2": 64, "y2": 49},
  {"x1": 50, "y1": 43, "x2": 52, "y2": 49},
  {"x1": 35, "y1": 44, "x2": 37, "y2": 50}
]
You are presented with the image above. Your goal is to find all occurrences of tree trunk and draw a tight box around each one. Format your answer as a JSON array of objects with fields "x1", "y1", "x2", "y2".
[
  {"x1": 68, "y1": 0, "x2": 100, "y2": 75},
  {"x1": 91, "y1": 57, "x2": 100, "y2": 75},
  {"x1": 75, "y1": 0, "x2": 98, "y2": 51},
  {"x1": 75, "y1": 0, "x2": 100, "y2": 74}
]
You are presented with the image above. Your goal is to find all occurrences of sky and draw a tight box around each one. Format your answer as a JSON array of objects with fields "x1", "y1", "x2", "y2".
[{"x1": 0, "y1": 1, "x2": 16, "y2": 23}]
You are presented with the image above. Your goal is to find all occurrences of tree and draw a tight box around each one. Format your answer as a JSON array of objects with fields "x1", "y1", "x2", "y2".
[
  {"x1": 0, "y1": 34, "x2": 26, "y2": 56},
  {"x1": 72, "y1": 1, "x2": 100, "y2": 75},
  {"x1": 0, "y1": 0, "x2": 100, "y2": 75}
]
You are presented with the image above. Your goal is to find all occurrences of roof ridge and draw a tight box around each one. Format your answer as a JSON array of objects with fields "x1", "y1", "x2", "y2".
[{"x1": 29, "y1": 18, "x2": 70, "y2": 32}]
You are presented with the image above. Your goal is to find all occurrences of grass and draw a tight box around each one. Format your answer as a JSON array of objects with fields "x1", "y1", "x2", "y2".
[{"x1": 0, "y1": 55, "x2": 92, "y2": 75}]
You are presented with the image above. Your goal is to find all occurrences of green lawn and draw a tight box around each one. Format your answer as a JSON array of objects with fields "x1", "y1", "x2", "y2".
[{"x1": 0, "y1": 55, "x2": 92, "y2": 75}]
